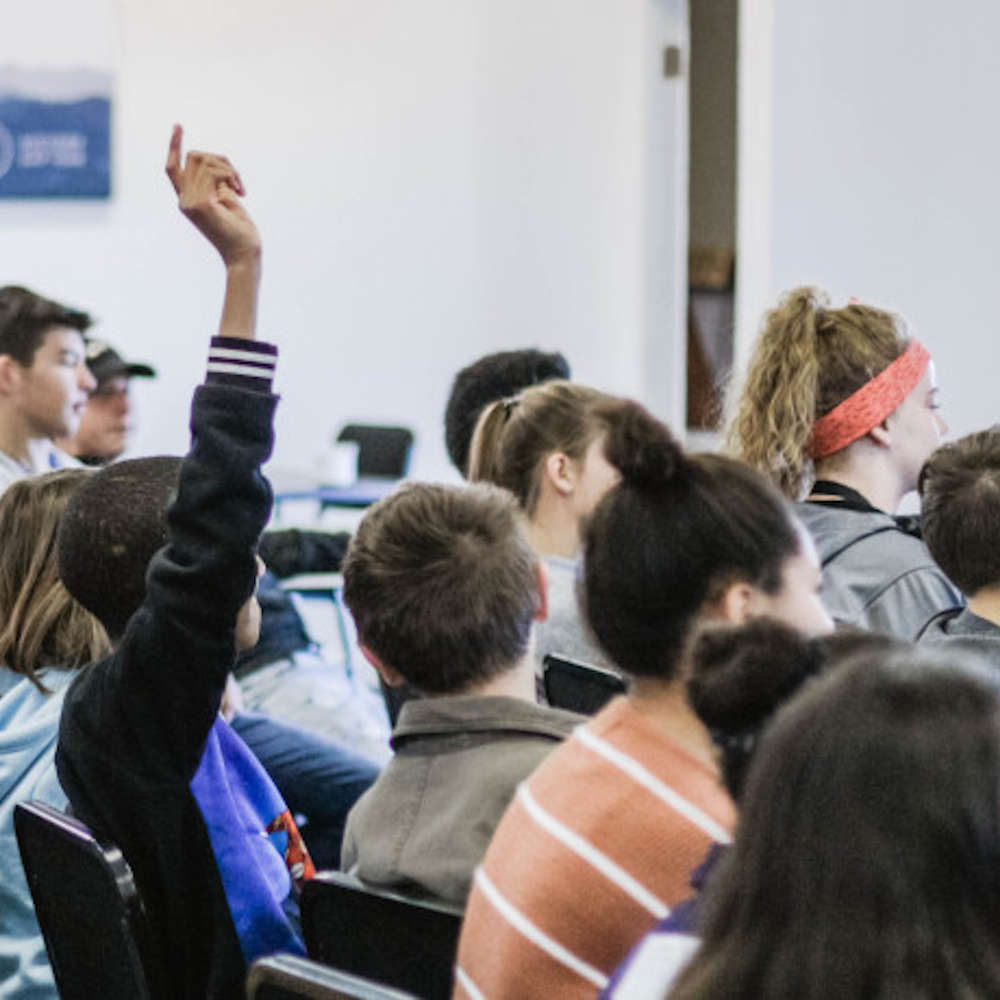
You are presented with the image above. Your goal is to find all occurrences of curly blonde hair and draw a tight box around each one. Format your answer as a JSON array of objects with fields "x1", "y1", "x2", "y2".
[{"x1": 726, "y1": 287, "x2": 910, "y2": 500}]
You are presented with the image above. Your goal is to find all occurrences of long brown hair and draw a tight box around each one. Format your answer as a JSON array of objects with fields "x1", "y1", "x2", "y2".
[
  {"x1": 726, "y1": 287, "x2": 910, "y2": 500},
  {"x1": 669, "y1": 652, "x2": 1000, "y2": 999},
  {"x1": 467, "y1": 380, "x2": 619, "y2": 515},
  {"x1": 0, "y1": 469, "x2": 109, "y2": 693}
]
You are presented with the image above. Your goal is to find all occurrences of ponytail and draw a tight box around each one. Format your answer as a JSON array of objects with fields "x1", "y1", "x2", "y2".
[
  {"x1": 726, "y1": 287, "x2": 826, "y2": 500},
  {"x1": 467, "y1": 397, "x2": 516, "y2": 488},
  {"x1": 727, "y1": 286, "x2": 910, "y2": 500}
]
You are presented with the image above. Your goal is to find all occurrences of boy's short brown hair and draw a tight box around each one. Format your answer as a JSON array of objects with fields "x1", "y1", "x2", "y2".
[
  {"x1": 342, "y1": 482, "x2": 539, "y2": 693},
  {"x1": 919, "y1": 428, "x2": 1000, "y2": 596}
]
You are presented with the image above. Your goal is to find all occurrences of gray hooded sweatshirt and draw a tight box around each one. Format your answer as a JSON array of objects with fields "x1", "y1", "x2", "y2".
[
  {"x1": 919, "y1": 606, "x2": 1000, "y2": 660},
  {"x1": 796, "y1": 503, "x2": 963, "y2": 641}
]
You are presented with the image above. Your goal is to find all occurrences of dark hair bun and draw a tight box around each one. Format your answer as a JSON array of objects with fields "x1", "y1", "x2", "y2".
[
  {"x1": 687, "y1": 618, "x2": 825, "y2": 736},
  {"x1": 603, "y1": 400, "x2": 683, "y2": 490}
]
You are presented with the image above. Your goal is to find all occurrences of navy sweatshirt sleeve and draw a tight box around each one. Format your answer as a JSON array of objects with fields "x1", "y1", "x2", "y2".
[{"x1": 56, "y1": 338, "x2": 279, "y2": 1000}]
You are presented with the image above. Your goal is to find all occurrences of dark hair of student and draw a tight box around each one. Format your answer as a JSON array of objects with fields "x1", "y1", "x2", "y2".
[
  {"x1": 0, "y1": 469, "x2": 109, "y2": 692},
  {"x1": 57, "y1": 456, "x2": 182, "y2": 640},
  {"x1": 580, "y1": 405, "x2": 800, "y2": 679},
  {"x1": 687, "y1": 620, "x2": 899, "y2": 801},
  {"x1": 444, "y1": 348, "x2": 571, "y2": 476},
  {"x1": 342, "y1": 481, "x2": 539, "y2": 693},
  {"x1": 670, "y1": 652, "x2": 1000, "y2": 999},
  {"x1": 0, "y1": 285, "x2": 92, "y2": 366},
  {"x1": 918, "y1": 427, "x2": 1000, "y2": 596}
]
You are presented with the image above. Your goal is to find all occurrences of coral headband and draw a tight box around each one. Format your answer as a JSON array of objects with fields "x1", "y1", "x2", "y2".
[{"x1": 808, "y1": 340, "x2": 930, "y2": 459}]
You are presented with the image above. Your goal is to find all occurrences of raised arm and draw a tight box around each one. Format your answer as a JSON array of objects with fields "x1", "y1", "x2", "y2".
[{"x1": 165, "y1": 123, "x2": 261, "y2": 341}]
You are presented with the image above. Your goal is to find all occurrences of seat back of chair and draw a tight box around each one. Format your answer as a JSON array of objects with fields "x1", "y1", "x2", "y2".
[
  {"x1": 14, "y1": 800, "x2": 157, "y2": 1000},
  {"x1": 543, "y1": 653, "x2": 627, "y2": 715},
  {"x1": 336, "y1": 425, "x2": 414, "y2": 479},
  {"x1": 248, "y1": 953, "x2": 417, "y2": 1000},
  {"x1": 301, "y1": 872, "x2": 463, "y2": 1000}
]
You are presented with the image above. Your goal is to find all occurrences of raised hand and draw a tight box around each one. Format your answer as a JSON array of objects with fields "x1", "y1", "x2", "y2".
[{"x1": 165, "y1": 124, "x2": 261, "y2": 267}]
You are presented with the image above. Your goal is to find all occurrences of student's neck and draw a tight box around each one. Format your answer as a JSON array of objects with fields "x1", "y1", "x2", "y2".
[
  {"x1": 966, "y1": 587, "x2": 1000, "y2": 628},
  {"x1": 526, "y1": 501, "x2": 580, "y2": 560},
  {"x1": 627, "y1": 674, "x2": 717, "y2": 770},
  {"x1": 460, "y1": 653, "x2": 537, "y2": 702},
  {"x1": 0, "y1": 412, "x2": 46, "y2": 468},
  {"x1": 53, "y1": 433, "x2": 78, "y2": 458},
  {"x1": 812, "y1": 458, "x2": 904, "y2": 515}
]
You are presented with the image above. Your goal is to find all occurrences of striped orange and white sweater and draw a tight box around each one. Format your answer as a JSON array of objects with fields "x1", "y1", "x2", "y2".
[{"x1": 453, "y1": 696, "x2": 735, "y2": 999}]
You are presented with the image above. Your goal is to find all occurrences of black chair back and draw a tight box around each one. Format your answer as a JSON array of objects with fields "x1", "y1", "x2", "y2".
[
  {"x1": 543, "y1": 653, "x2": 627, "y2": 715},
  {"x1": 301, "y1": 872, "x2": 462, "y2": 1000},
  {"x1": 14, "y1": 800, "x2": 161, "y2": 1000},
  {"x1": 336, "y1": 425, "x2": 414, "y2": 479},
  {"x1": 248, "y1": 953, "x2": 417, "y2": 999}
]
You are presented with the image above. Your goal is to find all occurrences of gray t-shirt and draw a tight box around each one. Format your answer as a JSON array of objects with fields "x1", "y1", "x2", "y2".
[{"x1": 534, "y1": 555, "x2": 617, "y2": 677}]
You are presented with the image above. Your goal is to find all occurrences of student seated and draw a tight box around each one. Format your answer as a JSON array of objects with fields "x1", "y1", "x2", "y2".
[
  {"x1": 601, "y1": 620, "x2": 898, "y2": 999},
  {"x1": 727, "y1": 287, "x2": 962, "y2": 638},
  {"x1": 454, "y1": 407, "x2": 832, "y2": 999},
  {"x1": 55, "y1": 338, "x2": 155, "y2": 465},
  {"x1": 0, "y1": 286, "x2": 96, "y2": 492},
  {"x1": 444, "y1": 348, "x2": 570, "y2": 477},
  {"x1": 918, "y1": 427, "x2": 1000, "y2": 650},
  {"x1": 55, "y1": 127, "x2": 312, "y2": 999},
  {"x1": 338, "y1": 481, "x2": 583, "y2": 905},
  {"x1": 468, "y1": 381, "x2": 633, "y2": 679},
  {"x1": 0, "y1": 469, "x2": 108, "y2": 1000},
  {"x1": 666, "y1": 650, "x2": 1000, "y2": 999}
]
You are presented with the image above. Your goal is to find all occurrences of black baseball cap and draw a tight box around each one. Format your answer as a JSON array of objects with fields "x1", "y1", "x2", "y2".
[{"x1": 84, "y1": 339, "x2": 156, "y2": 384}]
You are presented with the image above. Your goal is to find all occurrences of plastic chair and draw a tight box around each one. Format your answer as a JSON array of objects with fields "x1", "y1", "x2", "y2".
[
  {"x1": 335, "y1": 425, "x2": 414, "y2": 479},
  {"x1": 14, "y1": 800, "x2": 163, "y2": 1000},
  {"x1": 543, "y1": 653, "x2": 627, "y2": 715},
  {"x1": 301, "y1": 871, "x2": 463, "y2": 1000},
  {"x1": 247, "y1": 953, "x2": 416, "y2": 999}
]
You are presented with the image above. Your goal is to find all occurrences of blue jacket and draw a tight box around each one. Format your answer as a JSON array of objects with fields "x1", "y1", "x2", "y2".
[{"x1": 0, "y1": 667, "x2": 74, "y2": 999}]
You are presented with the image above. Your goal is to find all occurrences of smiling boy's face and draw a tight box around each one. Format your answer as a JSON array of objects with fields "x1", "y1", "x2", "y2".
[{"x1": 12, "y1": 327, "x2": 96, "y2": 440}]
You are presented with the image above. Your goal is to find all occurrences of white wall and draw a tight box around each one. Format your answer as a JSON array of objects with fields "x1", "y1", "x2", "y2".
[
  {"x1": 737, "y1": 0, "x2": 1000, "y2": 442},
  {"x1": 0, "y1": 0, "x2": 689, "y2": 481}
]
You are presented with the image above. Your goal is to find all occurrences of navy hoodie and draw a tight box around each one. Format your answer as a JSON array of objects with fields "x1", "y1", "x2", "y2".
[{"x1": 56, "y1": 339, "x2": 312, "y2": 999}]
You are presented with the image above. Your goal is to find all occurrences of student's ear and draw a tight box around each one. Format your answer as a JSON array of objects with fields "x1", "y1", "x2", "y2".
[
  {"x1": 0, "y1": 355, "x2": 23, "y2": 397},
  {"x1": 534, "y1": 560, "x2": 550, "y2": 624},
  {"x1": 543, "y1": 451, "x2": 577, "y2": 497},
  {"x1": 868, "y1": 418, "x2": 893, "y2": 449},
  {"x1": 359, "y1": 644, "x2": 407, "y2": 687},
  {"x1": 713, "y1": 580, "x2": 754, "y2": 625}
]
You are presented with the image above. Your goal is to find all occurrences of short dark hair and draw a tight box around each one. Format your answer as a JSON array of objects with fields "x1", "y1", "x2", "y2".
[
  {"x1": 672, "y1": 651, "x2": 1000, "y2": 998},
  {"x1": 444, "y1": 349, "x2": 571, "y2": 476},
  {"x1": 342, "y1": 482, "x2": 539, "y2": 693},
  {"x1": 0, "y1": 285, "x2": 91, "y2": 366},
  {"x1": 688, "y1": 620, "x2": 900, "y2": 801},
  {"x1": 919, "y1": 428, "x2": 1000, "y2": 595},
  {"x1": 58, "y1": 457, "x2": 182, "y2": 639},
  {"x1": 581, "y1": 405, "x2": 800, "y2": 679}
]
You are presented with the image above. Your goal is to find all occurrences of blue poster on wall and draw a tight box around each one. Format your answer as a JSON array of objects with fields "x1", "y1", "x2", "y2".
[{"x1": 0, "y1": 67, "x2": 111, "y2": 199}]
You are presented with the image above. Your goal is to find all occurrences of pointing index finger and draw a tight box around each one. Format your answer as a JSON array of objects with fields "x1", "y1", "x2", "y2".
[{"x1": 165, "y1": 124, "x2": 184, "y2": 191}]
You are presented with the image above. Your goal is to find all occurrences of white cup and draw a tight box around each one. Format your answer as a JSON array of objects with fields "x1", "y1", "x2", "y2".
[{"x1": 320, "y1": 441, "x2": 360, "y2": 487}]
